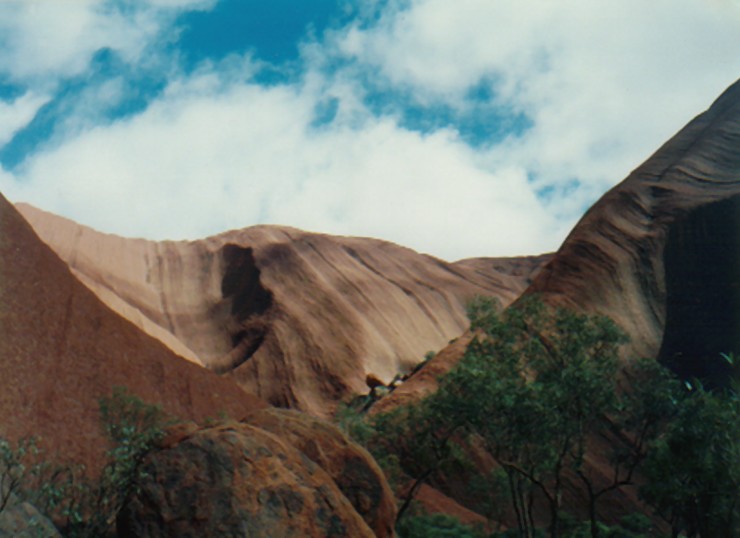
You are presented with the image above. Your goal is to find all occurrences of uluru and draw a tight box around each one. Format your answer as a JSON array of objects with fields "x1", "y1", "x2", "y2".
[
  {"x1": 15, "y1": 203, "x2": 549, "y2": 415},
  {"x1": 1, "y1": 2, "x2": 739, "y2": 535},
  {"x1": 4, "y1": 76, "x2": 740, "y2": 535}
]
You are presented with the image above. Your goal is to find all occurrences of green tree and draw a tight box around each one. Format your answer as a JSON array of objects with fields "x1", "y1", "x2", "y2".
[
  {"x1": 428, "y1": 296, "x2": 628, "y2": 537},
  {"x1": 66, "y1": 386, "x2": 175, "y2": 537},
  {"x1": 640, "y1": 377, "x2": 739, "y2": 537},
  {"x1": 371, "y1": 399, "x2": 469, "y2": 524},
  {"x1": 0, "y1": 388, "x2": 183, "y2": 537},
  {"x1": 344, "y1": 297, "x2": 709, "y2": 537},
  {"x1": 571, "y1": 357, "x2": 683, "y2": 538}
]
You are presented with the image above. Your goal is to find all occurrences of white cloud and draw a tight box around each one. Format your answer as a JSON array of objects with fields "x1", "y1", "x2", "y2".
[
  {"x1": 2, "y1": 0, "x2": 740, "y2": 260},
  {"x1": 0, "y1": 0, "x2": 213, "y2": 85},
  {"x1": 3, "y1": 67, "x2": 558, "y2": 259},
  {"x1": 338, "y1": 0, "x2": 740, "y2": 211},
  {"x1": 0, "y1": 91, "x2": 49, "y2": 146}
]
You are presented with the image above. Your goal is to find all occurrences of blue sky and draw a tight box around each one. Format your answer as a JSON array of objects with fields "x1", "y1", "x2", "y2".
[{"x1": 1, "y1": 0, "x2": 740, "y2": 259}]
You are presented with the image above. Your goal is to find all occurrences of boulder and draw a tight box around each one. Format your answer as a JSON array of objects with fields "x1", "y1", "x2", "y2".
[
  {"x1": 117, "y1": 423, "x2": 375, "y2": 537},
  {"x1": 245, "y1": 408, "x2": 396, "y2": 537},
  {"x1": 0, "y1": 497, "x2": 60, "y2": 538}
]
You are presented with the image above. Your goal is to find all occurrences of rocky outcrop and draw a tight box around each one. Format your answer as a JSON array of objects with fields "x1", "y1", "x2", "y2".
[
  {"x1": 366, "y1": 79, "x2": 740, "y2": 529},
  {"x1": 525, "y1": 77, "x2": 740, "y2": 382},
  {"x1": 245, "y1": 408, "x2": 397, "y2": 538},
  {"x1": 16, "y1": 204, "x2": 548, "y2": 415},
  {"x1": 117, "y1": 422, "x2": 382, "y2": 538},
  {"x1": 0, "y1": 502, "x2": 61, "y2": 538},
  {"x1": 0, "y1": 193, "x2": 265, "y2": 472},
  {"x1": 412, "y1": 484, "x2": 488, "y2": 528},
  {"x1": 368, "y1": 333, "x2": 475, "y2": 416}
]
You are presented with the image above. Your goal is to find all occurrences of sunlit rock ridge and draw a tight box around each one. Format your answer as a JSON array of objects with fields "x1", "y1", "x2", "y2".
[
  {"x1": 16, "y1": 204, "x2": 548, "y2": 415},
  {"x1": 525, "y1": 76, "x2": 740, "y2": 382}
]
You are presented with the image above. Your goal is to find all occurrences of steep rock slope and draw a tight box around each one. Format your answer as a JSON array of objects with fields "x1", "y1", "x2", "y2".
[
  {"x1": 526, "y1": 77, "x2": 740, "y2": 380},
  {"x1": 16, "y1": 205, "x2": 548, "y2": 415},
  {"x1": 0, "y1": 193, "x2": 266, "y2": 471},
  {"x1": 366, "y1": 79, "x2": 740, "y2": 527}
]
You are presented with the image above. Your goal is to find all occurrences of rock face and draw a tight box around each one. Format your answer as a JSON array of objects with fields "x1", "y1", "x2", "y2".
[
  {"x1": 0, "y1": 497, "x2": 61, "y2": 538},
  {"x1": 366, "y1": 79, "x2": 740, "y2": 528},
  {"x1": 117, "y1": 422, "x2": 382, "y2": 538},
  {"x1": 368, "y1": 332, "x2": 476, "y2": 416},
  {"x1": 16, "y1": 204, "x2": 548, "y2": 415},
  {"x1": 0, "y1": 193, "x2": 266, "y2": 472},
  {"x1": 526, "y1": 77, "x2": 740, "y2": 382},
  {"x1": 245, "y1": 408, "x2": 397, "y2": 538}
]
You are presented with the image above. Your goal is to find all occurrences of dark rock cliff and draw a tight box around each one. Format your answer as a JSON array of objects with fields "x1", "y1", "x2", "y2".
[{"x1": 526, "y1": 77, "x2": 740, "y2": 384}]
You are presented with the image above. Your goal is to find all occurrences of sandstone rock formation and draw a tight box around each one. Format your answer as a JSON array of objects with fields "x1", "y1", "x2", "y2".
[
  {"x1": 16, "y1": 204, "x2": 548, "y2": 415},
  {"x1": 245, "y1": 408, "x2": 397, "y2": 538},
  {"x1": 368, "y1": 332, "x2": 475, "y2": 416},
  {"x1": 0, "y1": 499, "x2": 61, "y2": 538},
  {"x1": 412, "y1": 484, "x2": 488, "y2": 528},
  {"x1": 525, "y1": 77, "x2": 740, "y2": 382},
  {"x1": 0, "y1": 193, "x2": 265, "y2": 471},
  {"x1": 364, "y1": 79, "x2": 740, "y2": 530},
  {"x1": 117, "y1": 422, "x2": 381, "y2": 538}
]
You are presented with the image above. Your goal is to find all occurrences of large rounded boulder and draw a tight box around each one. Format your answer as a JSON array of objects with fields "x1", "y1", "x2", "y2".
[
  {"x1": 245, "y1": 408, "x2": 397, "y2": 537},
  {"x1": 117, "y1": 422, "x2": 375, "y2": 537}
]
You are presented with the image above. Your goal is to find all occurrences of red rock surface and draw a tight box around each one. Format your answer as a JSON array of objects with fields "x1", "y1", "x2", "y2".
[
  {"x1": 367, "y1": 80, "x2": 740, "y2": 529},
  {"x1": 368, "y1": 332, "x2": 475, "y2": 416},
  {"x1": 245, "y1": 408, "x2": 397, "y2": 538},
  {"x1": 413, "y1": 484, "x2": 488, "y2": 528},
  {"x1": 16, "y1": 204, "x2": 548, "y2": 415},
  {"x1": 525, "y1": 78, "x2": 740, "y2": 378},
  {"x1": 0, "y1": 193, "x2": 266, "y2": 472},
  {"x1": 117, "y1": 422, "x2": 377, "y2": 538}
]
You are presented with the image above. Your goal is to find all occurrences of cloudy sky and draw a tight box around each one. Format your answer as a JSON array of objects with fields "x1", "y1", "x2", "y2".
[{"x1": 1, "y1": 0, "x2": 739, "y2": 260}]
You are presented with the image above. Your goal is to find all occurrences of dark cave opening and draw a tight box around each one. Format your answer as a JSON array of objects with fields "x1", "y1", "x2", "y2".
[
  {"x1": 658, "y1": 195, "x2": 740, "y2": 387},
  {"x1": 221, "y1": 245, "x2": 272, "y2": 320},
  {"x1": 217, "y1": 244, "x2": 273, "y2": 372}
]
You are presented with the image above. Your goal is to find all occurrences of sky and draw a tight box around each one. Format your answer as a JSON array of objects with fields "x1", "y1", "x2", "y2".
[{"x1": 1, "y1": 0, "x2": 739, "y2": 260}]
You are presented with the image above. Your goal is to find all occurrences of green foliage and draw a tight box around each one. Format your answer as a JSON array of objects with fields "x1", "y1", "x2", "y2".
[
  {"x1": 335, "y1": 399, "x2": 376, "y2": 446},
  {"x1": 640, "y1": 379, "x2": 739, "y2": 537},
  {"x1": 335, "y1": 399, "x2": 406, "y2": 490},
  {"x1": 468, "y1": 468, "x2": 508, "y2": 528},
  {"x1": 396, "y1": 511, "x2": 486, "y2": 538},
  {"x1": 371, "y1": 400, "x2": 464, "y2": 480},
  {"x1": 430, "y1": 296, "x2": 628, "y2": 536},
  {"x1": 0, "y1": 435, "x2": 87, "y2": 530},
  {"x1": 0, "y1": 436, "x2": 40, "y2": 512},
  {"x1": 550, "y1": 511, "x2": 658, "y2": 538},
  {"x1": 616, "y1": 513, "x2": 654, "y2": 536},
  {"x1": 339, "y1": 296, "x2": 669, "y2": 536},
  {"x1": 2, "y1": 388, "x2": 178, "y2": 536},
  {"x1": 68, "y1": 386, "x2": 175, "y2": 537}
]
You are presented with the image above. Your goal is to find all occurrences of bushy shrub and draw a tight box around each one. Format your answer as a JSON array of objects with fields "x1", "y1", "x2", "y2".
[
  {"x1": 67, "y1": 386, "x2": 175, "y2": 537},
  {"x1": 396, "y1": 511, "x2": 485, "y2": 538},
  {"x1": 1, "y1": 387, "x2": 175, "y2": 537}
]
